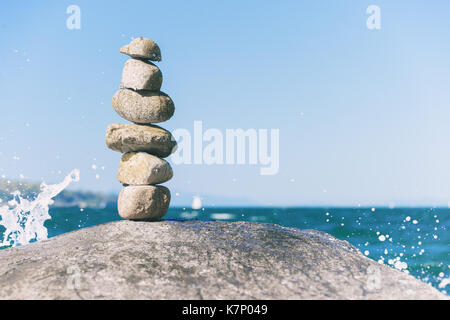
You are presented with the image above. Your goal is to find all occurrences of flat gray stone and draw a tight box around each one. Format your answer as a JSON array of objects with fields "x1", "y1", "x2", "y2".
[
  {"x1": 120, "y1": 37, "x2": 161, "y2": 61},
  {"x1": 120, "y1": 58, "x2": 162, "y2": 91},
  {"x1": 0, "y1": 220, "x2": 446, "y2": 300},
  {"x1": 105, "y1": 123, "x2": 177, "y2": 157},
  {"x1": 117, "y1": 152, "x2": 173, "y2": 185},
  {"x1": 112, "y1": 89, "x2": 175, "y2": 124},
  {"x1": 118, "y1": 185, "x2": 170, "y2": 220}
]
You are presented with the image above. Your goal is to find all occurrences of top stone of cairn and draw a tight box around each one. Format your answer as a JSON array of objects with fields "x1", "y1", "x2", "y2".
[{"x1": 120, "y1": 37, "x2": 162, "y2": 61}]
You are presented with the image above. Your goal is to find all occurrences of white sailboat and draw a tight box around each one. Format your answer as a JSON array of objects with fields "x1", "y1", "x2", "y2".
[{"x1": 191, "y1": 196, "x2": 202, "y2": 210}]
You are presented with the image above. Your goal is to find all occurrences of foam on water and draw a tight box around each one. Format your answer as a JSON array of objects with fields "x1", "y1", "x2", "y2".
[
  {"x1": 210, "y1": 213, "x2": 234, "y2": 220},
  {"x1": 0, "y1": 169, "x2": 80, "y2": 247}
]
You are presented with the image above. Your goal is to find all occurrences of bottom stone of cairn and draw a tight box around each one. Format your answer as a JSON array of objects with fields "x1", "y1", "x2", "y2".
[{"x1": 118, "y1": 185, "x2": 171, "y2": 220}]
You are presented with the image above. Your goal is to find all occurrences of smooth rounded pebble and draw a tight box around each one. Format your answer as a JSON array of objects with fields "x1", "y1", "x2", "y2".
[
  {"x1": 118, "y1": 185, "x2": 171, "y2": 220},
  {"x1": 112, "y1": 89, "x2": 175, "y2": 124},
  {"x1": 120, "y1": 58, "x2": 162, "y2": 91},
  {"x1": 105, "y1": 123, "x2": 177, "y2": 157},
  {"x1": 119, "y1": 37, "x2": 162, "y2": 61},
  {"x1": 118, "y1": 152, "x2": 173, "y2": 185}
]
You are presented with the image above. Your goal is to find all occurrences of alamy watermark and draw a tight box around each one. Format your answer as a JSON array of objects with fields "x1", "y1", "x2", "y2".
[
  {"x1": 61, "y1": 5, "x2": 381, "y2": 178},
  {"x1": 66, "y1": 264, "x2": 81, "y2": 290},
  {"x1": 170, "y1": 121, "x2": 280, "y2": 176},
  {"x1": 64, "y1": 5, "x2": 381, "y2": 32},
  {"x1": 365, "y1": 265, "x2": 382, "y2": 291},
  {"x1": 66, "y1": 5, "x2": 81, "y2": 30},
  {"x1": 366, "y1": 5, "x2": 381, "y2": 30}
]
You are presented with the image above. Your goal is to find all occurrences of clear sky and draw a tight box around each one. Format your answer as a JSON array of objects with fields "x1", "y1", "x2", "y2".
[{"x1": 1, "y1": 1, "x2": 450, "y2": 206}]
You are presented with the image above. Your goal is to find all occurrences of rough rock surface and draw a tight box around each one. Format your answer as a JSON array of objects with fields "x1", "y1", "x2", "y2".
[
  {"x1": 105, "y1": 123, "x2": 177, "y2": 157},
  {"x1": 112, "y1": 89, "x2": 175, "y2": 124},
  {"x1": 117, "y1": 186, "x2": 170, "y2": 220},
  {"x1": 0, "y1": 221, "x2": 446, "y2": 300},
  {"x1": 118, "y1": 152, "x2": 173, "y2": 185},
  {"x1": 121, "y1": 58, "x2": 162, "y2": 91},
  {"x1": 120, "y1": 37, "x2": 161, "y2": 61}
]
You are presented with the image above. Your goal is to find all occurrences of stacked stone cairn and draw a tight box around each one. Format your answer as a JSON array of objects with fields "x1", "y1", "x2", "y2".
[{"x1": 105, "y1": 37, "x2": 176, "y2": 220}]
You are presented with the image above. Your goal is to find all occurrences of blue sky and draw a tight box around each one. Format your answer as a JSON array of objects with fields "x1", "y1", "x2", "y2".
[{"x1": 1, "y1": 1, "x2": 450, "y2": 206}]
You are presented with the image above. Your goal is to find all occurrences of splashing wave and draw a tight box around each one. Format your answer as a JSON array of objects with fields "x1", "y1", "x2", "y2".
[{"x1": 0, "y1": 169, "x2": 80, "y2": 247}]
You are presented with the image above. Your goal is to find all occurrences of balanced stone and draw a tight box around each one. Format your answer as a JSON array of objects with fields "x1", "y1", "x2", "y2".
[
  {"x1": 118, "y1": 152, "x2": 173, "y2": 185},
  {"x1": 119, "y1": 37, "x2": 162, "y2": 61},
  {"x1": 105, "y1": 123, "x2": 177, "y2": 157},
  {"x1": 118, "y1": 185, "x2": 171, "y2": 220},
  {"x1": 121, "y1": 58, "x2": 162, "y2": 91},
  {"x1": 112, "y1": 89, "x2": 175, "y2": 124}
]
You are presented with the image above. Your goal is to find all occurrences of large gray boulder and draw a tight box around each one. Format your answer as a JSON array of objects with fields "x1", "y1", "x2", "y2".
[{"x1": 0, "y1": 221, "x2": 446, "y2": 300}]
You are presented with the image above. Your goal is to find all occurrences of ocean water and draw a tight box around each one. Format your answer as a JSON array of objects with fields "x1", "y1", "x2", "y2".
[{"x1": 1, "y1": 206, "x2": 449, "y2": 295}]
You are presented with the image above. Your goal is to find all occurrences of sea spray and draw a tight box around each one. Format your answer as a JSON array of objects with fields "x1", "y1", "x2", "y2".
[{"x1": 0, "y1": 169, "x2": 80, "y2": 247}]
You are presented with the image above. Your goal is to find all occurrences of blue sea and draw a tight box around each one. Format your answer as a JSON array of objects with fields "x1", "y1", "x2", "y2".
[{"x1": 2, "y1": 206, "x2": 450, "y2": 295}]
